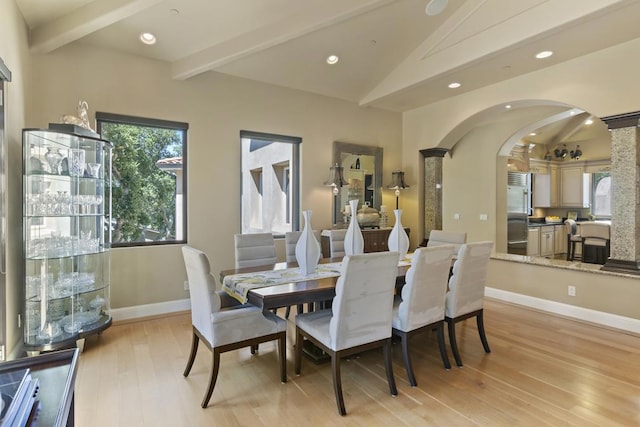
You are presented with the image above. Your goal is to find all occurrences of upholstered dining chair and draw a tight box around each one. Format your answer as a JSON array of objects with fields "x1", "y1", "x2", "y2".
[
  {"x1": 327, "y1": 229, "x2": 347, "y2": 258},
  {"x1": 444, "y1": 241, "x2": 494, "y2": 367},
  {"x1": 294, "y1": 251, "x2": 400, "y2": 416},
  {"x1": 427, "y1": 230, "x2": 467, "y2": 257},
  {"x1": 580, "y1": 222, "x2": 610, "y2": 264},
  {"x1": 392, "y1": 245, "x2": 454, "y2": 386},
  {"x1": 564, "y1": 219, "x2": 582, "y2": 261},
  {"x1": 234, "y1": 232, "x2": 277, "y2": 268},
  {"x1": 181, "y1": 246, "x2": 287, "y2": 408},
  {"x1": 283, "y1": 230, "x2": 322, "y2": 318}
]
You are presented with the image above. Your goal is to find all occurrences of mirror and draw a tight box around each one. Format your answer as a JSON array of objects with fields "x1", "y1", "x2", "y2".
[{"x1": 332, "y1": 141, "x2": 383, "y2": 227}]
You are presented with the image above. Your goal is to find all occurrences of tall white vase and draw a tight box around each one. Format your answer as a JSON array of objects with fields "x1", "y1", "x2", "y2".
[
  {"x1": 344, "y1": 199, "x2": 364, "y2": 255},
  {"x1": 295, "y1": 210, "x2": 321, "y2": 275},
  {"x1": 388, "y1": 209, "x2": 409, "y2": 259}
]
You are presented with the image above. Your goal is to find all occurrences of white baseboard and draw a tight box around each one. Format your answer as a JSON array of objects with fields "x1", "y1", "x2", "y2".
[
  {"x1": 486, "y1": 287, "x2": 640, "y2": 334},
  {"x1": 110, "y1": 298, "x2": 190, "y2": 322}
]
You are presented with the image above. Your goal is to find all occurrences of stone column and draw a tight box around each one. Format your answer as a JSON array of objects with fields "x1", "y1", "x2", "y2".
[
  {"x1": 420, "y1": 148, "x2": 448, "y2": 245},
  {"x1": 602, "y1": 113, "x2": 640, "y2": 273}
]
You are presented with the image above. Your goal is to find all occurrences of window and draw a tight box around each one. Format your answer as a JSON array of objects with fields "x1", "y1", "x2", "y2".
[
  {"x1": 592, "y1": 172, "x2": 611, "y2": 218},
  {"x1": 240, "y1": 131, "x2": 300, "y2": 235},
  {"x1": 96, "y1": 113, "x2": 188, "y2": 246}
]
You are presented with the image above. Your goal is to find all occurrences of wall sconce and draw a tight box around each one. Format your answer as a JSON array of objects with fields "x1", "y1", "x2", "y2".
[
  {"x1": 324, "y1": 163, "x2": 346, "y2": 226},
  {"x1": 387, "y1": 170, "x2": 409, "y2": 209},
  {"x1": 570, "y1": 145, "x2": 582, "y2": 160}
]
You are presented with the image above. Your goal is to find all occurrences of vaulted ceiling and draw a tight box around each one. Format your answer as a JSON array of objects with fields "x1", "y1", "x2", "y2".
[{"x1": 16, "y1": 0, "x2": 640, "y2": 151}]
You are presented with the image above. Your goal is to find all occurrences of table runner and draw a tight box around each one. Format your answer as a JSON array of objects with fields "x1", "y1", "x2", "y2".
[{"x1": 222, "y1": 257, "x2": 412, "y2": 304}]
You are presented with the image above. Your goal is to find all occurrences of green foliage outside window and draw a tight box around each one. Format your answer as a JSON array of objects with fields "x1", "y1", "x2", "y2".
[{"x1": 101, "y1": 123, "x2": 182, "y2": 243}]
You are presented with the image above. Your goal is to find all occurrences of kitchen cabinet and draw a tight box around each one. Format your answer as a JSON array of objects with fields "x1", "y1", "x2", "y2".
[
  {"x1": 540, "y1": 226, "x2": 554, "y2": 257},
  {"x1": 527, "y1": 227, "x2": 540, "y2": 256},
  {"x1": 554, "y1": 224, "x2": 566, "y2": 254},
  {"x1": 532, "y1": 165, "x2": 558, "y2": 208},
  {"x1": 23, "y1": 128, "x2": 112, "y2": 354},
  {"x1": 560, "y1": 166, "x2": 590, "y2": 208}
]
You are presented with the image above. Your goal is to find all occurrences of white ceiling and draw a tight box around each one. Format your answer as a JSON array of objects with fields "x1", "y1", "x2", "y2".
[{"x1": 16, "y1": 0, "x2": 639, "y2": 150}]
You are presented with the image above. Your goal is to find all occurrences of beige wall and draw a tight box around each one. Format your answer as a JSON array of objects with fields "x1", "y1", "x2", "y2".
[
  {"x1": 27, "y1": 43, "x2": 403, "y2": 310},
  {"x1": 0, "y1": 0, "x2": 30, "y2": 358},
  {"x1": 403, "y1": 37, "x2": 640, "y2": 320}
]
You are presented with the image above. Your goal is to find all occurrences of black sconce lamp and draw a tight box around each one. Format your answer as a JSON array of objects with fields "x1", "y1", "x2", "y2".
[
  {"x1": 324, "y1": 163, "x2": 346, "y2": 226},
  {"x1": 387, "y1": 170, "x2": 409, "y2": 210}
]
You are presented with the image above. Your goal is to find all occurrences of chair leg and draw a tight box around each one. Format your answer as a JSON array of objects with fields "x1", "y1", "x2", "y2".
[
  {"x1": 183, "y1": 331, "x2": 199, "y2": 377},
  {"x1": 436, "y1": 322, "x2": 451, "y2": 370},
  {"x1": 331, "y1": 355, "x2": 346, "y2": 416},
  {"x1": 383, "y1": 339, "x2": 398, "y2": 396},
  {"x1": 297, "y1": 304, "x2": 304, "y2": 315},
  {"x1": 447, "y1": 318, "x2": 463, "y2": 367},
  {"x1": 202, "y1": 349, "x2": 221, "y2": 408},
  {"x1": 294, "y1": 328, "x2": 303, "y2": 375},
  {"x1": 399, "y1": 332, "x2": 417, "y2": 387},
  {"x1": 278, "y1": 334, "x2": 287, "y2": 383},
  {"x1": 476, "y1": 311, "x2": 491, "y2": 353}
]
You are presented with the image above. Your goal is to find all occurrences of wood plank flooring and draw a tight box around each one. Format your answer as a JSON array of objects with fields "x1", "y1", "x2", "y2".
[{"x1": 75, "y1": 299, "x2": 640, "y2": 426}]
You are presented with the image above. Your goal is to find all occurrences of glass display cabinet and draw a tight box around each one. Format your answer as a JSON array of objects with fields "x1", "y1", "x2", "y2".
[{"x1": 23, "y1": 128, "x2": 112, "y2": 354}]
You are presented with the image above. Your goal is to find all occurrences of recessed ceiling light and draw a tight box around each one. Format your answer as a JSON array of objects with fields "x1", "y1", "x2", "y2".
[
  {"x1": 448, "y1": 82, "x2": 461, "y2": 89},
  {"x1": 505, "y1": 104, "x2": 512, "y2": 109},
  {"x1": 140, "y1": 32, "x2": 156, "y2": 45},
  {"x1": 585, "y1": 119, "x2": 594, "y2": 125},
  {"x1": 326, "y1": 55, "x2": 339, "y2": 65},
  {"x1": 529, "y1": 132, "x2": 537, "y2": 136},
  {"x1": 425, "y1": 0, "x2": 448, "y2": 16},
  {"x1": 535, "y1": 50, "x2": 553, "y2": 59}
]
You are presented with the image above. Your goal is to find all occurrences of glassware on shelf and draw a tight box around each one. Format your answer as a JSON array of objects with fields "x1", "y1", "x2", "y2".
[
  {"x1": 68, "y1": 148, "x2": 86, "y2": 177},
  {"x1": 44, "y1": 147, "x2": 64, "y2": 175},
  {"x1": 86, "y1": 162, "x2": 101, "y2": 178}
]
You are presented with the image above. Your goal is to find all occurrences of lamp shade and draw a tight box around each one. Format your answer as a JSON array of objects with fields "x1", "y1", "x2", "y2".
[
  {"x1": 387, "y1": 170, "x2": 409, "y2": 190},
  {"x1": 324, "y1": 163, "x2": 346, "y2": 188}
]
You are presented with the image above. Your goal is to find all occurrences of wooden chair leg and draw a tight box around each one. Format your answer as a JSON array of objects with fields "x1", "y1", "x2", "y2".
[
  {"x1": 476, "y1": 311, "x2": 491, "y2": 353},
  {"x1": 399, "y1": 332, "x2": 417, "y2": 387},
  {"x1": 383, "y1": 339, "x2": 398, "y2": 396},
  {"x1": 331, "y1": 354, "x2": 346, "y2": 416},
  {"x1": 294, "y1": 328, "x2": 303, "y2": 375},
  {"x1": 184, "y1": 331, "x2": 199, "y2": 377},
  {"x1": 447, "y1": 318, "x2": 463, "y2": 367},
  {"x1": 202, "y1": 349, "x2": 221, "y2": 408},
  {"x1": 436, "y1": 322, "x2": 451, "y2": 370},
  {"x1": 278, "y1": 334, "x2": 287, "y2": 383}
]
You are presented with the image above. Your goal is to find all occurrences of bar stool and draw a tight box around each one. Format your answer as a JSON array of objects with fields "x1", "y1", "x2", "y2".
[
  {"x1": 580, "y1": 222, "x2": 610, "y2": 264},
  {"x1": 564, "y1": 219, "x2": 581, "y2": 261}
]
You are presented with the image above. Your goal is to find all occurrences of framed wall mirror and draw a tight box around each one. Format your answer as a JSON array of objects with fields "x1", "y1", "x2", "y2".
[{"x1": 332, "y1": 141, "x2": 383, "y2": 227}]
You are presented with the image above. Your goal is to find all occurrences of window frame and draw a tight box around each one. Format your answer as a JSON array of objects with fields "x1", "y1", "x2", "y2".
[
  {"x1": 591, "y1": 171, "x2": 612, "y2": 219},
  {"x1": 96, "y1": 112, "x2": 188, "y2": 247},
  {"x1": 239, "y1": 130, "x2": 300, "y2": 236}
]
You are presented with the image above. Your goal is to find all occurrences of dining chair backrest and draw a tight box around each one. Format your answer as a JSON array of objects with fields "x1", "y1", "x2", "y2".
[
  {"x1": 327, "y1": 229, "x2": 347, "y2": 258},
  {"x1": 285, "y1": 230, "x2": 322, "y2": 262},
  {"x1": 445, "y1": 241, "x2": 493, "y2": 318},
  {"x1": 182, "y1": 246, "x2": 219, "y2": 341},
  {"x1": 580, "y1": 222, "x2": 610, "y2": 244},
  {"x1": 427, "y1": 230, "x2": 467, "y2": 257},
  {"x1": 234, "y1": 233, "x2": 277, "y2": 268},
  {"x1": 329, "y1": 251, "x2": 399, "y2": 351},
  {"x1": 564, "y1": 219, "x2": 578, "y2": 236},
  {"x1": 396, "y1": 246, "x2": 453, "y2": 332}
]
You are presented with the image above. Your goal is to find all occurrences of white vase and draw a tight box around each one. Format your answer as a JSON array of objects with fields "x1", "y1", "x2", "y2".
[
  {"x1": 344, "y1": 199, "x2": 364, "y2": 255},
  {"x1": 388, "y1": 209, "x2": 409, "y2": 259},
  {"x1": 295, "y1": 210, "x2": 321, "y2": 275}
]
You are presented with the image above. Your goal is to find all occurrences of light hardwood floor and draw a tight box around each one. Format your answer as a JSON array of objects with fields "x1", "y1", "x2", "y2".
[{"x1": 75, "y1": 299, "x2": 640, "y2": 426}]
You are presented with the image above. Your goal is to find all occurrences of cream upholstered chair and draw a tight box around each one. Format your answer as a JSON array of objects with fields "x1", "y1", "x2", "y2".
[
  {"x1": 283, "y1": 230, "x2": 322, "y2": 317},
  {"x1": 427, "y1": 230, "x2": 467, "y2": 257},
  {"x1": 564, "y1": 219, "x2": 582, "y2": 261},
  {"x1": 327, "y1": 229, "x2": 347, "y2": 258},
  {"x1": 580, "y1": 222, "x2": 610, "y2": 264},
  {"x1": 392, "y1": 245, "x2": 454, "y2": 386},
  {"x1": 181, "y1": 246, "x2": 287, "y2": 408},
  {"x1": 444, "y1": 241, "x2": 493, "y2": 367},
  {"x1": 234, "y1": 233, "x2": 277, "y2": 268},
  {"x1": 294, "y1": 252, "x2": 400, "y2": 416}
]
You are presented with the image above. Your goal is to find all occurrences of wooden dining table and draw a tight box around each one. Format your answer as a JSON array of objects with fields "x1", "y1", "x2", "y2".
[{"x1": 219, "y1": 257, "x2": 411, "y2": 311}]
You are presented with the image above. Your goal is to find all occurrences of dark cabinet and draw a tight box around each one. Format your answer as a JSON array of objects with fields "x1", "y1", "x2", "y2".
[{"x1": 321, "y1": 228, "x2": 410, "y2": 256}]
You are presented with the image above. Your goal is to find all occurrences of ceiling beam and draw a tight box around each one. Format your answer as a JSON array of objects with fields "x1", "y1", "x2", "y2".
[
  {"x1": 171, "y1": 0, "x2": 393, "y2": 80},
  {"x1": 29, "y1": 0, "x2": 163, "y2": 54},
  {"x1": 547, "y1": 113, "x2": 592, "y2": 147}
]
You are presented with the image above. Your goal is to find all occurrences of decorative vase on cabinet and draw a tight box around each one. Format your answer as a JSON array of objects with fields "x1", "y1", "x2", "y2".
[
  {"x1": 295, "y1": 210, "x2": 321, "y2": 275},
  {"x1": 388, "y1": 209, "x2": 410, "y2": 259},
  {"x1": 23, "y1": 128, "x2": 113, "y2": 354},
  {"x1": 344, "y1": 199, "x2": 364, "y2": 255}
]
